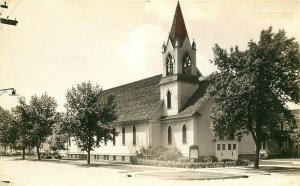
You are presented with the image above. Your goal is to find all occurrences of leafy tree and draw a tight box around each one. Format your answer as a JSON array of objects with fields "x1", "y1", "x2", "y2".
[
  {"x1": 28, "y1": 94, "x2": 59, "y2": 160},
  {"x1": 47, "y1": 113, "x2": 69, "y2": 153},
  {"x1": 290, "y1": 110, "x2": 300, "y2": 156},
  {"x1": 0, "y1": 107, "x2": 17, "y2": 154},
  {"x1": 65, "y1": 82, "x2": 117, "y2": 164},
  {"x1": 209, "y1": 27, "x2": 300, "y2": 169},
  {"x1": 12, "y1": 97, "x2": 35, "y2": 159}
]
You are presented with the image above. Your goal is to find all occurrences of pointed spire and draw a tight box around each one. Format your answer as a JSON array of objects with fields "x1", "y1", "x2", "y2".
[{"x1": 169, "y1": 1, "x2": 188, "y2": 47}]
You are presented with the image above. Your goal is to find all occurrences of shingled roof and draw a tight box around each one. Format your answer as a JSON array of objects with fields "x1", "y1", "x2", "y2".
[
  {"x1": 168, "y1": 1, "x2": 189, "y2": 47},
  {"x1": 104, "y1": 73, "x2": 211, "y2": 123},
  {"x1": 103, "y1": 75, "x2": 162, "y2": 123},
  {"x1": 162, "y1": 78, "x2": 211, "y2": 120}
]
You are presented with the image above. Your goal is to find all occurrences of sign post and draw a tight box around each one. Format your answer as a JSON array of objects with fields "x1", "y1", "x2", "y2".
[{"x1": 189, "y1": 145, "x2": 199, "y2": 161}]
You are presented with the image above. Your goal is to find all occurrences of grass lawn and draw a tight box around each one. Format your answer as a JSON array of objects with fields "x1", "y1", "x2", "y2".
[{"x1": 137, "y1": 170, "x2": 248, "y2": 180}]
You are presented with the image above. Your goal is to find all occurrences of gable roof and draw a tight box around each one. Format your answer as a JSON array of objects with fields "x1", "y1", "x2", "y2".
[
  {"x1": 169, "y1": 2, "x2": 189, "y2": 47},
  {"x1": 103, "y1": 75, "x2": 162, "y2": 123},
  {"x1": 104, "y1": 74, "x2": 211, "y2": 123},
  {"x1": 162, "y1": 78, "x2": 210, "y2": 120}
]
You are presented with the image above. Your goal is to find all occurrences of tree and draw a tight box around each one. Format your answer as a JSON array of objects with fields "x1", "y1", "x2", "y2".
[
  {"x1": 12, "y1": 97, "x2": 34, "y2": 159},
  {"x1": 65, "y1": 82, "x2": 117, "y2": 164},
  {"x1": 290, "y1": 110, "x2": 300, "y2": 156},
  {"x1": 208, "y1": 27, "x2": 300, "y2": 169},
  {"x1": 28, "y1": 94, "x2": 59, "y2": 160},
  {"x1": 46, "y1": 113, "x2": 69, "y2": 154},
  {"x1": 0, "y1": 107, "x2": 17, "y2": 154}
]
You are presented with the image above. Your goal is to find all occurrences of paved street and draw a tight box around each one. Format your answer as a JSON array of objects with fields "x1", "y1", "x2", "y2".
[{"x1": 0, "y1": 157, "x2": 300, "y2": 186}]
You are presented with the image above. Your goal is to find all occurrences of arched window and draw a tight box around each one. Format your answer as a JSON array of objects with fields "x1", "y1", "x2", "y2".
[
  {"x1": 182, "y1": 124, "x2": 187, "y2": 144},
  {"x1": 182, "y1": 53, "x2": 192, "y2": 75},
  {"x1": 166, "y1": 54, "x2": 174, "y2": 76},
  {"x1": 133, "y1": 125, "x2": 136, "y2": 145},
  {"x1": 167, "y1": 91, "x2": 171, "y2": 109},
  {"x1": 168, "y1": 125, "x2": 172, "y2": 145},
  {"x1": 122, "y1": 126, "x2": 125, "y2": 145}
]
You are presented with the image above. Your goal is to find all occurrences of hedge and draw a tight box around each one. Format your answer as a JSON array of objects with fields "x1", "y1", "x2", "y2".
[{"x1": 133, "y1": 159, "x2": 250, "y2": 169}]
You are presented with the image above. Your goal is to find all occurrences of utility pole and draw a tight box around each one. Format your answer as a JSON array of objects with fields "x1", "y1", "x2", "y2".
[
  {"x1": 0, "y1": 1, "x2": 18, "y2": 26},
  {"x1": 0, "y1": 88, "x2": 17, "y2": 96}
]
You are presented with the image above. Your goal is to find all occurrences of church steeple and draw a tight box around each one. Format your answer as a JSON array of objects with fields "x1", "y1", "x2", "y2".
[
  {"x1": 169, "y1": 2, "x2": 189, "y2": 48},
  {"x1": 160, "y1": 2, "x2": 200, "y2": 115}
]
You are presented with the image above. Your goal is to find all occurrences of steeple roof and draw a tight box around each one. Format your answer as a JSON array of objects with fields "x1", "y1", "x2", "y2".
[{"x1": 169, "y1": 2, "x2": 189, "y2": 47}]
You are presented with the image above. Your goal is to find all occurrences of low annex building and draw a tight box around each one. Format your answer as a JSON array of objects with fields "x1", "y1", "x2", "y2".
[{"x1": 67, "y1": 2, "x2": 256, "y2": 162}]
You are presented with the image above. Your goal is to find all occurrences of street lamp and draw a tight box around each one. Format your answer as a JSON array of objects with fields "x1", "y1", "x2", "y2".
[{"x1": 0, "y1": 88, "x2": 18, "y2": 96}]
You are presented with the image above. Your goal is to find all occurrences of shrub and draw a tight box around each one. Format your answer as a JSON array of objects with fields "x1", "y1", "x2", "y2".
[
  {"x1": 203, "y1": 155, "x2": 218, "y2": 163},
  {"x1": 54, "y1": 155, "x2": 62, "y2": 159},
  {"x1": 45, "y1": 155, "x2": 52, "y2": 159},
  {"x1": 147, "y1": 147, "x2": 182, "y2": 161},
  {"x1": 131, "y1": 156, "x2": 138, "y2": 164},
  {"x1": 203, "y1": 156, "x2": 212, "y2": 162},
  {"x1": 177, "y1": 157, "x2": 189, "y2": 162},
  {"x1": 235, "y1": 159, "x2": 250, "y2": 166},
  {"x1": 135, "y1": 158, "x2": 251, "y2": 169},
  {"x1": 281, "y1": 148, "x2": 296, "y2": 158}
]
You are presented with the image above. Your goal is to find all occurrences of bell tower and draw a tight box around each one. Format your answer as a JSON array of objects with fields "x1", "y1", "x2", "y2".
[{"x1": 160, "y1": 2, "x2": 200, "y2": 116}]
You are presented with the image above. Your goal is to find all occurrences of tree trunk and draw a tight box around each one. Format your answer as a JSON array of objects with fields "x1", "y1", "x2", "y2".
[
  {"x1": 22, "y1": 147, "x2": 25, "y2": 160},
  {"x1": 297, "y1": 144, "x2": 299, "y2": 157},
  {"x1": 254, "y1": 144, "x2": 261, "y2": 169},
  {"x1": 36, "y1": 145, "x2": 41, "y2": 161},
  {"x1": 87, "y1": 150, "x2": 90, "y2": 164},
  {"x1": 28, "y1": 145, "x2": 31, "y2": 157}
]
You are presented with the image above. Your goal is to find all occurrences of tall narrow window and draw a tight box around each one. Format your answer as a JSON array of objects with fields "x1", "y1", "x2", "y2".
[
  {"x1": 122, "y1": 126, "x2": 125, "y2": 145},
  {"x1": 182, "y1": 124, "x2": 187, "y2": 144},
  {"x1": 182, "y1": 53, "x2": 192, "y2": 75},
  {"x1": 166, "y1": 54, "x2": 174, "y2": 76},
  {"x1": 167, "y1": 91, "x2": 171, "y2": 109},
  {"x1": 133, "y1": 125, "x2": 136, "y2": 145},
  {"x1": 168, "y1": 126, "x2": 172, "y2": 145}
]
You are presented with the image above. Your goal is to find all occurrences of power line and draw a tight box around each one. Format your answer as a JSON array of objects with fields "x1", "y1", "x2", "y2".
[
  {"x1": 0, "y1": 0, "x2": 19, "y2": 26},
  {"x1": 8, "y1": 0, "x2": 20, "y2": 17}
]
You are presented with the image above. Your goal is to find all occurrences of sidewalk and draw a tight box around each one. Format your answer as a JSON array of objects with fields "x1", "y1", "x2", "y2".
[
  {"x1": 114, "y1": 159, "x2": 300, "y2": 180},
  {"x1": 260, "y1": 158, "x2": 300, "y2": 166},
  {"x1": 1, "y1": 156, "x2": 299, "y2": 181}
]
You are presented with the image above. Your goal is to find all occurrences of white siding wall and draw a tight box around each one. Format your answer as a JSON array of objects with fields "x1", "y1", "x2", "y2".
[
  {"x1": 178, "y1": 81, "x2": 199, "y2": 111},
  {"x1": 68, "y1": 123, "x2": 149, "y2": 156},
  {"x1": 160, "y1": 81, "x2": 179, "y2": 115},
  {"x1": 194, "y1": 99, "x2": 216, "y2": 156},
  {"x1": 160, "y1": 118, "x2": 194, "y2": 156},
  {"x1": 194, "y1": 98, "x2": 255, "y2": 157},
  {"x1": 238, "y1": 134, "x2": 256, "y2": 155}
]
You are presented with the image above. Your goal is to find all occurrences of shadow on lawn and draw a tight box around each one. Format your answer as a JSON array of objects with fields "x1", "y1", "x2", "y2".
[
  {"x1": 78, "y1": 163, "x2": 123, "y2": 168},
  {"x1": 260, "y1": 166, "x2": 300, "y2": 175},
  {"x1": 7, "y1": 157, "x2": 124, "y2": 169}
]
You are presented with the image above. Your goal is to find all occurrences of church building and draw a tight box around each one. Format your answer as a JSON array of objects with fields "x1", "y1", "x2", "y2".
[{"x1": 67, "y1": 2, "x2": 256, "y2": 162}]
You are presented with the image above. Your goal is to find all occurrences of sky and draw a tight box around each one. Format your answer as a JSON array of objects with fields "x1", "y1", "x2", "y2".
[{"x1": 0, "y1": 0, "x2": 299, "y2": 112}]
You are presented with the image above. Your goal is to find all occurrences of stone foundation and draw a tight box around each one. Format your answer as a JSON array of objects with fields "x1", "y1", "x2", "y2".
[{"x1": 67, "y1": 154, "x2": 132, "y2": 163}]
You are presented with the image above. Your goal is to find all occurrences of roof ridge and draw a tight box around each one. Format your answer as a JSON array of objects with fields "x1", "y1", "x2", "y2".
[
  {"x1": 179, "y1": 80, "x2": 210, "y2": 112},
  {"x1": 104, "y1": 74, "x2": 162, "y2": 92}
]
